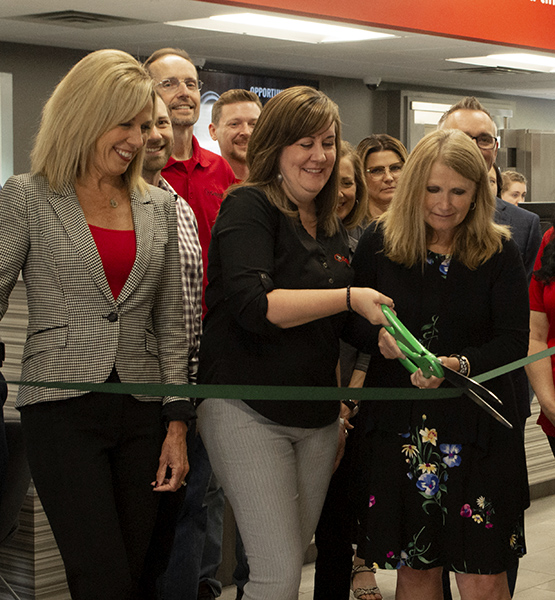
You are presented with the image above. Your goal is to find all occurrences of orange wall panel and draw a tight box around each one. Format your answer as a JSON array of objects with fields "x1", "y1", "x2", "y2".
[{"x1": 203, "y1": 0, "x2": 555, "y2": 53}]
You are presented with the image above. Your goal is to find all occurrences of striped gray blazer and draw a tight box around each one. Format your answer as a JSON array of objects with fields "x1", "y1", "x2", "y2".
[{"x1": 0, "y1": 173, "x2": 189, "y2": 408}]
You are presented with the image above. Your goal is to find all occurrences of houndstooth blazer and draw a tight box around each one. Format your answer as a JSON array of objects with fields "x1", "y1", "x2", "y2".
[{"x1": 0, "y1": 173, "x2": 190, "y2": 408}]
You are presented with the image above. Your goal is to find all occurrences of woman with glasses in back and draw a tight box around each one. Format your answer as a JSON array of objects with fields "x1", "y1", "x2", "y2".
[{"x1": 356, "y1": 134, "x2": 408, "y2": 220}]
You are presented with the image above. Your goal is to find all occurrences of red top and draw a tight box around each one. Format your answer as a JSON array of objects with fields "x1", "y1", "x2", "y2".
[
  {"x1": 529, "y1": 227, "x2": 555, "y2": 437},
  {"x1": 89, "y1": 225, "x2": 136, "y2": 300},
  {"x1": 162, "y1": 136, "x2": 236, "y2": 315}
]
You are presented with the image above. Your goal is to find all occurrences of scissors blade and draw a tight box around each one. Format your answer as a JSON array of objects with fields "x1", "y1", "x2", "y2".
[
  {"x1": 441, "y1": 366, "x2": 513, "y2": 429},
  {"x1": 441, "y1": 365, "x2": 502, "y2": 405}
]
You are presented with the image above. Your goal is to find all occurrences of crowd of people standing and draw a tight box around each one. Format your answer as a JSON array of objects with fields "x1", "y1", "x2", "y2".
[{"x1": 0, "y1": 46, "x2": 551, "y2": 600}]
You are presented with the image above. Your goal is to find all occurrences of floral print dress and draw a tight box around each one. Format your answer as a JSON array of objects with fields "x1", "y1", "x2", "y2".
[{"x1": 347, "y1": 234, "x2": 530, "y2": 576}]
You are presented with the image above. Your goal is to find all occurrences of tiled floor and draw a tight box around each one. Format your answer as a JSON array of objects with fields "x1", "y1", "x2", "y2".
[{"x1": 221, "y1": 494, "x2": 555, "y2": 599}]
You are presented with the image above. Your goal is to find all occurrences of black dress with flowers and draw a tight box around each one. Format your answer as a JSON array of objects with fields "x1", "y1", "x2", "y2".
[{"x1": 344, "y1": 223, "x2": 530, "y2": 574}]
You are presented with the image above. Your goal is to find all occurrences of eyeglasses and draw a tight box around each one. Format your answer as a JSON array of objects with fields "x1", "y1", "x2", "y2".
[
  {"x1": 466, "y1": 133, "x2": 497, "y2": 150},
  {"x1": 155, "y1": 78, "x2": 204, "y2": 93},
  {"x1": 365, "y1": 163, "x2": 404, "y2": 180}
]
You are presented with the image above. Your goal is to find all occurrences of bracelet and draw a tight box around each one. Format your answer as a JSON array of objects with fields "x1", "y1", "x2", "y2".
[
  {"x1": 342, "y1": 399, "x2": 358, "y2": 412},
  {"x1": 450, "y1": 354, "x2": 470, "y2": 377},
  {"x1": 346, "y1": 286, "x2": 353, "y2": 312}
]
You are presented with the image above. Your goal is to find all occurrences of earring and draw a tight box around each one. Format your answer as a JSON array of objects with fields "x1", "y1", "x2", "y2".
[
  {"x1": 276, "y1": 173, "x2": 283, "y2": 184},
  {"x1": 470, "y1": 202, "x2": 476, "y2": 211}
]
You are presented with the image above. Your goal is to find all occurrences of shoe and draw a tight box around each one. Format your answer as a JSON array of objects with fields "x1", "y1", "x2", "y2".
[
  {"x1": 235, "y1": 590, "x2": 244, "y2": 600},
  {"x1": 197, "y1": 582, "x2": 215, "y2": 600},
  {"x1": 351, "y1": 564, "x2": 382, "y2": 600}
]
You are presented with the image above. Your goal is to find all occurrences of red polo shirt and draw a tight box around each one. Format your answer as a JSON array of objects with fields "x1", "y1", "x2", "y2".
[{"x1": 162, "y1": 136, "x2": 236, "y2": 315}]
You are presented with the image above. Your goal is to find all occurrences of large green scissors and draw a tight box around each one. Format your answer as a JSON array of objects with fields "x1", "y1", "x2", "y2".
[{"x1": 381, "y1": 305, "x2": 513, "y2": 429}]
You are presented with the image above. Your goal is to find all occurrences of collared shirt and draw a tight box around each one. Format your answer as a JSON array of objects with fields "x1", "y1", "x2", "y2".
[
  {"x1": 162, "y1": 136, "x2": 236, "y2": 315},
  {"x1": 158, "y1": 176, "x2": 203, "y2": 383},
  {"x1": 198, "y1": 186, "x2": 353, "y2": 428}
]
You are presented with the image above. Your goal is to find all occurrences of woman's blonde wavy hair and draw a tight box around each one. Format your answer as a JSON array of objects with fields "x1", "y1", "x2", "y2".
[
  {"x1": 380, "y1": 129, "x2": 510, "y2": 270},
  {"x1": 31, "y1": 49, "x2": 155, "y2": 193}
]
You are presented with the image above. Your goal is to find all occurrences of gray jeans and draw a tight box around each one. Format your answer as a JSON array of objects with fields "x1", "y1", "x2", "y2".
[{"x1": 197, "y1": 398, "x2": 338, "y2": 600}]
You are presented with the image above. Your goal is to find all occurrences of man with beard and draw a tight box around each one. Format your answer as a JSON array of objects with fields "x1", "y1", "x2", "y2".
[
  {"x1": 144, "y1": 49, "x2": 234, "y2": 600},
  {"x1": 142, "y1": 95, "x2": 202, "y2": 386},
  {"x1": 208, "y1": 89, "x2": 261, "y2": 181}
]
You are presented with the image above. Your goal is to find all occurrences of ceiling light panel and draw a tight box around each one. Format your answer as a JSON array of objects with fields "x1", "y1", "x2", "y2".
[
  {"x1": 447, "y1": 53, "x2": 555, "y2": 73},
  {"x1": 166, "y1": 13, "x2": 396, "y2": 44}
]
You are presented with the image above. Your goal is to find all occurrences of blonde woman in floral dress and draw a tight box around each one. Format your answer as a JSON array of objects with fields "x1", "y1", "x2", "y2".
[{"x1": 344, "y1": 129, "x2": 529, "y2": 600}]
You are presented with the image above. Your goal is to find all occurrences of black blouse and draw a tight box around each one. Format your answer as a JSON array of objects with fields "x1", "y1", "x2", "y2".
[
  {"x1": 343, "y1": 223, "x2": 529, "y2": 443},
  {"x1": 198, "y1": 186, "x2": 353, "y2": 427}
]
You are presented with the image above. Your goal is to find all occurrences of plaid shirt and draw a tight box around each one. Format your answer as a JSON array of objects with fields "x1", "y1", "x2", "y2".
[{"x1": 158, "y1": 177, "x2": 203, "y2": 383}]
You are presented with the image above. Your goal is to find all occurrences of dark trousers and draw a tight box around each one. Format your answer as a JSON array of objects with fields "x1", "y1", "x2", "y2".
[
  {"x1": 313, "y1": 430, "x2": 355, "y2": 600},
  {"x1": 0, "y1": 372, "x2": 7, "y2": 499},
  {"x1": 20, "y1": 389, "x2": 165, "y2": 600}
]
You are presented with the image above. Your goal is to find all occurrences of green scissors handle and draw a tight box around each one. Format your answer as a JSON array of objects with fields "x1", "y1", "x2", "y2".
[
  {"x1": 381, "y1": 305, "x2": 444, "y2": 379},
  {"x1": 380, "y1": 305, "x2": 513, "y2": 429}
]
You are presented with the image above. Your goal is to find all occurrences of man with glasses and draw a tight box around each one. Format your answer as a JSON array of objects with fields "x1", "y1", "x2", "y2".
[
  {"x1": 144, "y1": 49, "x2": 236, "y2": 600},
  {"x1": 144, "y1": 48, "x2": 236, "y2": 316},
  {"x1": 438, "y1": 96, "x2": 541, "y2": 599},
  {"x1": 438, "y1": 96, "x2": 541, "y2": 282}
]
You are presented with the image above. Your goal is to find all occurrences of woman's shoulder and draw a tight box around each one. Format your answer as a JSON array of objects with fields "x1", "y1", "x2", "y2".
[
  {"x1": 499, "y1": 235, "x2": 524, "y2": 260},
  {"x1": 0, "y1": 173, "x2": 54, "y2": 205},
  {"x1": 356, "y1": 219, "x2": 384, "y2": 248},
  {"x1": 220, "y1": 185, "x2": 279, "y2": 219},
  {"x1": 143, "y1": 183, "x2": 173, "y2": 204},
  {"x1": 3, "y1": 172, "x2": 48, "y2": 190},
  {"x1": 225, "y1": 185, "x2": 270, "y2": 204}
]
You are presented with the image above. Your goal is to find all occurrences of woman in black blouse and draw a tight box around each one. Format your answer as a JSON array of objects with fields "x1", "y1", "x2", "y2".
[
  {"x1": 346, "y1": 129, "x2": 529, "y2": 600},
  {"x1": 197, "y1": 86, "x2": 392, "y2": 600}
]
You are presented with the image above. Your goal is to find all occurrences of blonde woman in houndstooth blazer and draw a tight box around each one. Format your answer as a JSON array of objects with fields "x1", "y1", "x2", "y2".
[{"x1": 0, "y1": 50, "x2": 194, "y2": 600}]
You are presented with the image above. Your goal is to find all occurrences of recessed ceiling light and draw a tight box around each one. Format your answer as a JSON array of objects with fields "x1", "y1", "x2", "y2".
[
  {"x1": 165, "y1": 13, "x2": 396, "y2": 44},
  {"x1": 447, "y1": 53, "x2": 555, "y2": 73}
]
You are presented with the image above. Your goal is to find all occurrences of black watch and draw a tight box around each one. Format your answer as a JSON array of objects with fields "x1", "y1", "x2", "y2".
[{"x1": 342, "y1": 399, "x2": 358, "y2": 412}]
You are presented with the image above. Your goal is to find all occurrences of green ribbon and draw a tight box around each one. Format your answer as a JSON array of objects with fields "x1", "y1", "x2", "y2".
[{"x1": 7, "y1": 347, "x2": 555, "y2": 401}]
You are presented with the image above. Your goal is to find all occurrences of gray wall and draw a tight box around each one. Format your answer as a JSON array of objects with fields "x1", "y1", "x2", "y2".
[
  {"x1": 0, "y1": 42, "x2": 87, "y2": 178},
  {"x1": 505, "y1": 95, "x2": 555, "y2": 131},
  {"x1": 319, "y1": 76, "x2": 374, "y2": 147},
  {"x1": 2, "y1": 40, "x2": 555, "y2": 178}
]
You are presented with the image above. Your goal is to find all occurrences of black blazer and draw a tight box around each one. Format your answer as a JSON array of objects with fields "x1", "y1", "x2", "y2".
[{"x1": 495, "y1": 197, "x2": 541, "y2": 282}]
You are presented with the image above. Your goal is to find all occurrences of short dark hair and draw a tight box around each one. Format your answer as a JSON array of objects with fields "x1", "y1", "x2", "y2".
[{"x1": 211, "y1": 89, "x2": 262, "y2": 125}]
